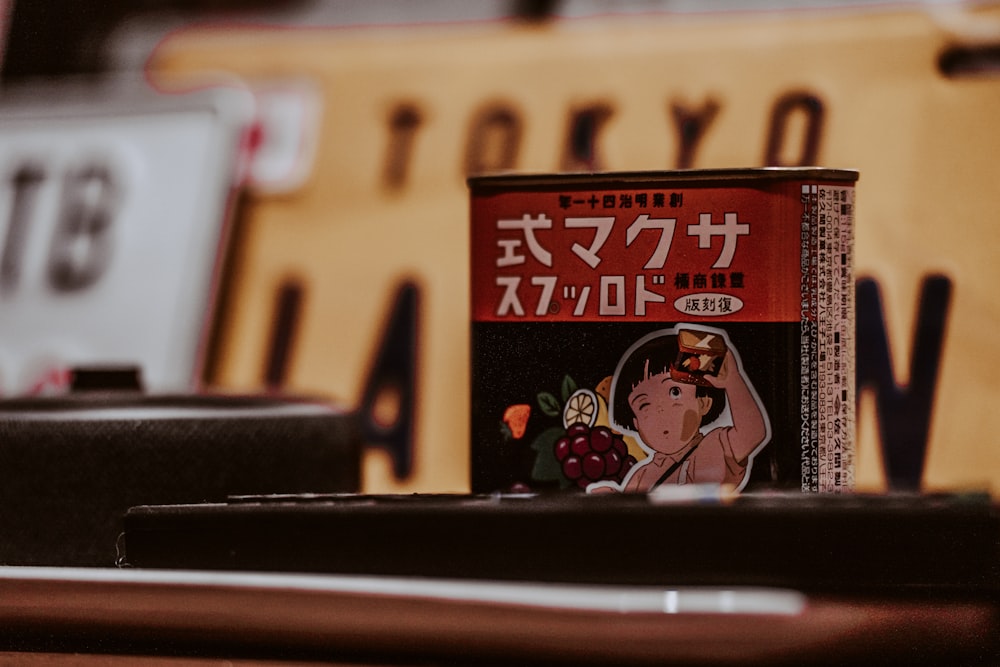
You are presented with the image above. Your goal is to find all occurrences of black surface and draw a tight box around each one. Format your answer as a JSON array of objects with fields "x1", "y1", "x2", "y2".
[
  {"x1": 123, "y1": 491, "x2": 1000, "y2": 596},
  {"x1": 0, "y1": 393, "x2": 361, "y2": 567}
]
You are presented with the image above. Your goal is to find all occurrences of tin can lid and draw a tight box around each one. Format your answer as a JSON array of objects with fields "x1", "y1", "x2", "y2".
[{"x1": 468, "y1": 167, "x2": 859, "y2": 191}]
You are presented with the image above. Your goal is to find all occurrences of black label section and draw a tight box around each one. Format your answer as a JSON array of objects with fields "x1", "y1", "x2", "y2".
[{"x1": 471, "y1": 321, "x2": 803, "y2": 494}]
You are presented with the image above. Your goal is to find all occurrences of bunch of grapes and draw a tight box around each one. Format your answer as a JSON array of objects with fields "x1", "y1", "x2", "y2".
[{"x1": 554, "y1": 423, "x2": 637, "y2": 489}]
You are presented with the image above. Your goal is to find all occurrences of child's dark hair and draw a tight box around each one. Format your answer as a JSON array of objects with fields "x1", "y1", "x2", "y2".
[{"x1": 611, "y1": 332, "x2": 727, "y2": 431}]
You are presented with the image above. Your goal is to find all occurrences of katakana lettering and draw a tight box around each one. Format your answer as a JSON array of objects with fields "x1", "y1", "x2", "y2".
[
  {"x1": 600, "y1": 275, "x2": 626, "y2": 316},
  {"x1": 531, "y1": 275, "x2": 557, "y2": 316},
  {"x1": 687, "y1": 212, "x2": 749, "y2": 268},
  {"x1": 496, "y1": 276, "x2": 524, "y2": 316},
  {"x1": 572, "y1": 285, "x2": 592, "y2": 316},
  {"x1": 635, "y1": 275, "x2": 666, "y2": 316},
  {"x1": 495, "y1": 275, "x2": 558, "y2": 317},
  {"x1": 626, "y1": 214, "x2": 677, "y2": 269},
  {"x1": 566, "y1": 216, "x2": 614, "y2": 269}
]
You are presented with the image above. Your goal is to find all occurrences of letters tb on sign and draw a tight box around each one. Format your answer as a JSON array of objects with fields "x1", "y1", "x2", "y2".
[{"x1": 0, "y1": 81, "x2": 253, "y2": 396}]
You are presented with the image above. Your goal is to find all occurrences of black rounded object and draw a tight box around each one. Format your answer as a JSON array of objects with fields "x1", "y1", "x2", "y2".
[{"x1": 0, "y1": 391, "x2": 361, "y2": 566}]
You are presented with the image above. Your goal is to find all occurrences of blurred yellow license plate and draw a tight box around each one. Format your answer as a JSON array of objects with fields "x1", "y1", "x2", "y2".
[{"x1": 149, "y1": 4, "x2": 1000, "y2": 494}]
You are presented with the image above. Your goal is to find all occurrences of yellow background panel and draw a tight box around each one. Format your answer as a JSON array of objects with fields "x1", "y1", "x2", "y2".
[{"x1": 149, "y1": 5, "x2": 1000, "y2": 494}]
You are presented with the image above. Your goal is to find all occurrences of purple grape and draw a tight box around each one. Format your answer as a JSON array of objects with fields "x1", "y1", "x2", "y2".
[
  {"x1": 603, "y1": 448, "x2": 622, "y2": 476},
  {"x1": 562, "y1": 455, "x2": 583, "y2": 480},
  {"x1": 589, "y1": 426, "x2": 613, "y2": 452},
  {"x1": 570, "y1": 433, "x2": 590, "y2": 457},
  {"x1": 582, "y1": 452, "x2": 605, "y2": 480},
  {"x1": 567, "y1": 423, "x2": 590, "y2": 438},
  {"x1": 554, "y1": 436, "x2": 571, "y2": 462}
]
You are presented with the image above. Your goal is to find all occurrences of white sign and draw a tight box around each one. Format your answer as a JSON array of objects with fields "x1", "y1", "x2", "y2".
[{"x1": 0, "y1": 80, "x2": 253, "y2": 395}]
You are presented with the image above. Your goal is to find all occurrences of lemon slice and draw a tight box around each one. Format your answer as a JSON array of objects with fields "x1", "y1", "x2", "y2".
[{"x1": 562, "y1": 388, "x2": 598, "y2": 429}]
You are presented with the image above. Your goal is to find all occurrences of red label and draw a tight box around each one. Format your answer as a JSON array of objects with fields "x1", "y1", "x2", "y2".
[{"x1": 471, "y1": 182, "x2": 809, "y2": 323}]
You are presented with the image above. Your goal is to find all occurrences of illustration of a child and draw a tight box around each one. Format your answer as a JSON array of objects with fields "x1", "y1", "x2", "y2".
[{"x1": 594, "y1": 326, "x2": 770, "y2": 494}]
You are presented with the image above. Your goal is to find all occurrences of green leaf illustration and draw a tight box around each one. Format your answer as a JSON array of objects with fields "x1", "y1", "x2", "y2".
[
  {"x1": 530, "y1": 426, "x2": 568, "y2": 482},
  {"x1": 560, "y1": 375, "x2": 578, "y2": 403},
  {"x1": 537, "y1": 391, "x2": 561, "y2": 417}
]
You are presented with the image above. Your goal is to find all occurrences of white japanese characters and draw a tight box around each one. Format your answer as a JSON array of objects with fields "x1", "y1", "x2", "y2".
[{"x1": 492, "y1": 207, "x2": 751, "y2": 319}]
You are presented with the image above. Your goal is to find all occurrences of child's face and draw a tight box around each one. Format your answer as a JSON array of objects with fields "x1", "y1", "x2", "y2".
[{"x1": 628, "y1": 371, "x2": 712, "y2": 455}]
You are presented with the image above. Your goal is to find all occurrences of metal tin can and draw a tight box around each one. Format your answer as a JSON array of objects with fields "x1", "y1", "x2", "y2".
[{"x1": 469, "y1": 168, "x2": 857, "y2": 495}]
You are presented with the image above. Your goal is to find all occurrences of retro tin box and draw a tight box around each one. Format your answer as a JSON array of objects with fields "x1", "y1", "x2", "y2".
[{"x1": 469, "y1": 168, "x2": 857, "y2": 495}]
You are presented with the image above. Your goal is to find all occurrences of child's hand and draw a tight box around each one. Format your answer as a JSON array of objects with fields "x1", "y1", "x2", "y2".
[{"x1": 708, "y1": 351, "x2": 735, "y2": 389}]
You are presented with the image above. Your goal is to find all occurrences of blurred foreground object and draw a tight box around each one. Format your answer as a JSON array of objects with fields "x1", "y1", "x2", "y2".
[{"x1": 0, "y1": 384, "x2": 360, "y2": 566}]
